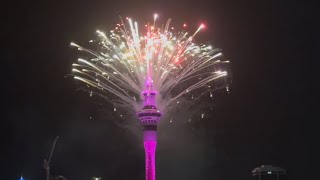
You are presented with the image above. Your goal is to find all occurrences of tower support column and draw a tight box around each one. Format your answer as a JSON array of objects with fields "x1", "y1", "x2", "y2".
[{"x1": 144, "y1": 130, "x2": 157, "y2": 180}]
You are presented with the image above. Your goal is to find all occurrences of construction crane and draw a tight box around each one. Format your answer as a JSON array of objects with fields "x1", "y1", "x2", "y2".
[{"x1": 43, "y1": 136, "x2": 59, "y2": 180}]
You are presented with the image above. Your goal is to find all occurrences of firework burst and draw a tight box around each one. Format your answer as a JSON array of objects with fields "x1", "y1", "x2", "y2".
[{"x1": 71, "y1": 14, "x2": 230, "y2": 114}]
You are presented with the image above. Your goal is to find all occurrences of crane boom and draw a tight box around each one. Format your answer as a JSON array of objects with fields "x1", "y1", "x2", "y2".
[
  {"x1": 48, "y1": 136, "x2": 59, "y2": 164},
  {"x1": 44, "y1": 136, "x2": 59, "y2": 180}
]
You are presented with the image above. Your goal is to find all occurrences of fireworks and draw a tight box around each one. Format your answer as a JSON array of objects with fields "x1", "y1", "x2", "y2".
[{"x1": 71, "y1": 15, "x2": 230, "y2": 114}]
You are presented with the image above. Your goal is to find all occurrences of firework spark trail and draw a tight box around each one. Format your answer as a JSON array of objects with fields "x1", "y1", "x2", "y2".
[{"x1": 71, "y1": 15, "x2": 230, "y2": 113}]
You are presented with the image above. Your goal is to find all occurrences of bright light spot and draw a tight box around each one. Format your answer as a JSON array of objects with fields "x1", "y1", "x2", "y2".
[
  {"x1": 212, "y1": 52, "x2": 222, "y2": 58},
  {"x1": 183, "y1": 23, "x2": 187, "y2": 27},
  {"x1": 71, "y1": 68, "x2": 81, "y2": 73},
  {"x1": 154, "y1": 13, "x2": 158, "y2": 20},
  {"x1": 267, "y1": 171, "x2": 272, "y2": 174},
  {"x1": 119, "y1": 42, "x2": 125, "y2": 49},
  {"x1": 96, "y1": 30, "x2": 107, "y2": 38},
  {"x1": 200, "y1": 23, "x2": 206, "y2": 29},
  {"x1": 70, "y1": 42, "x2": 79, "y2": 47},
  {"x1": 201, "y1": 113, "x2": 205, "y2": 119}
]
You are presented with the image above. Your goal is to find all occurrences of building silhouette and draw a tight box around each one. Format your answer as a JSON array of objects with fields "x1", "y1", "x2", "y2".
[{"x1": 252, "y1": 165, "x2": 287, "y2": 180}]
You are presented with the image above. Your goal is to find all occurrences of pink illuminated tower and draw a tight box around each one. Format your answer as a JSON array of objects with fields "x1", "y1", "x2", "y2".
[{"x1": 137, "y1": 78, "x2": 161, "y2": 180}]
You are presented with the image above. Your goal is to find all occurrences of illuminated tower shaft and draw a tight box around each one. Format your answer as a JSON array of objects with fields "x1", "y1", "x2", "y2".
[{"x1": 138, "y1": 88, "x2": 161, "y2": 180}]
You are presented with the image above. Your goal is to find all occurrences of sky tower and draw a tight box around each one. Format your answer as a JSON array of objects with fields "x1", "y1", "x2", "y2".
[
  {"x1": 138, "y1": 78, "x2": 161, "y2": 180},
  {"x1": 70, "y1": 15, "x2": 230, "y2": 180}
]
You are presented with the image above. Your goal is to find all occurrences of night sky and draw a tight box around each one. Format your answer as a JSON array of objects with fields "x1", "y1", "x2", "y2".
[{"x1": 2, "y1": 0, "x2": 317, "y2": 180}]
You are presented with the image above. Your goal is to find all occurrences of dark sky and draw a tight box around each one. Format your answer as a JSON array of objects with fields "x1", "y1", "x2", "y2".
[{"x1": 2, "y1": 0, "x2": 317, "y2": 180}]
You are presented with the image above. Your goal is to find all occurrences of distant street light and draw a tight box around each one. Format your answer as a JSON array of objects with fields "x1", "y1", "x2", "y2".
[{"x1": 92, "y1": 177, "x2": 102, "y2": 180}]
